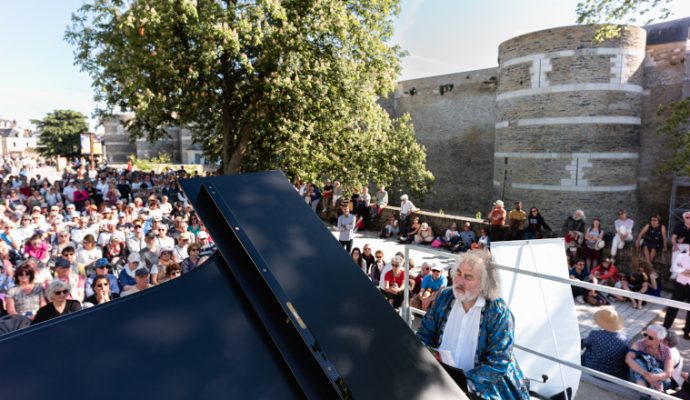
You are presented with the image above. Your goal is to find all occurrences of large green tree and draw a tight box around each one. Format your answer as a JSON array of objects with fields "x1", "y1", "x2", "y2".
[
  {"x1": 32, "y1": 109, "x2": 88, "y2": 158},
  {"x1": 65, "y1": 0, "x2": 434, "y2": 195}
]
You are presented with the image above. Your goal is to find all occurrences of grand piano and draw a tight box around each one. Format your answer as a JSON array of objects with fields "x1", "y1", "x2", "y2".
[{"x1": 0, "y1": 171, "x2": 466, "y2": 399}]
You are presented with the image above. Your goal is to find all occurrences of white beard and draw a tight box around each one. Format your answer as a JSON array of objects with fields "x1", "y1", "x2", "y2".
[{"x1": 453, "y1": 285, "x2": 478, "y2": 304}]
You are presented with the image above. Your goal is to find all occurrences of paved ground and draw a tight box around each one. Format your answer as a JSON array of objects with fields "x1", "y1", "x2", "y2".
[{"x1": 330, "y1": 226, "x2": 687, "y2": 399}]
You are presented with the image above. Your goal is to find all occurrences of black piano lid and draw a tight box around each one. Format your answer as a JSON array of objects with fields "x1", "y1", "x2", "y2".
[{"x1": 0, "y1": 171, "x2": 465, "y2": 400}]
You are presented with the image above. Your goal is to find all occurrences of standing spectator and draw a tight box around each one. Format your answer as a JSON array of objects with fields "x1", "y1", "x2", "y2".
[
  {"x1": 611, "y1": 209, "x2": 634, "y2": 259},
  {"x1": 508, "y1": 201, "x2": 527, "y2": 240},
  {"x1": 583, "y1": 218, "x2": 605, "y2": 270},
  {"x1": 524, "y1": 207, "x2": 551, "y2": 240},
  {"x1": 398, "y1": 194, "x2": 418, "y2": 239},
  {"x1": 331, "y1": 180, "x2": 343, "y2": 209},
  {"x1": 581, "y1": 308, "x2": 628, "y2": 379},
  {"x1": 664, "y1": 247, "x2": 690, "y2": 338},
  {"x1": 488, "y1": 200, "x2": 506, "y2": 242},
  {"x1": 337, "y1": 203, "x2": 355, "y2": 253},
  {"x1": 636, "y1": 214, "x2": 667, "y2": 265},
  {"x1": 31, "y1": 279, "x2": 81, "y2": 325}
]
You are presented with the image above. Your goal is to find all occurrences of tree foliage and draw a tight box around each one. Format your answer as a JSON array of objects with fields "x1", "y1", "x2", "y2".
[
  {"x1": 65, "y1": 0, "x2": 434, "y2": 196},
  {"x1": 576, "y1": 0, "x2": 673, "y2": 41},
  {"x1": 657, "y1": 99, "x2": 690, "y2": 176},
  {"x1": 32, "y1": 109, "x2": 88, "y2": 158}
]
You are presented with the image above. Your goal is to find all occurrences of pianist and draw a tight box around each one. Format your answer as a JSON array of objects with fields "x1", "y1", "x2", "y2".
[{"x1": 416, "y1": 250, "x2": 530, "y2": 399}]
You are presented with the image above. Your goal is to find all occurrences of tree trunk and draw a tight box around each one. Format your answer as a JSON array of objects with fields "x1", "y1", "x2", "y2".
[{"x1": 221, "y1": 111, "x2": 252, "y2": 175}]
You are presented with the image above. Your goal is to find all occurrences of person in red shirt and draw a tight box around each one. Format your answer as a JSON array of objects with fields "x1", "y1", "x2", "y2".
[
  {"x1": 383, "y1": 256, "x2": 406, "y2": 309},
  {"x1": 591, "y1": 257, "x2": 619, "y2": 286}
]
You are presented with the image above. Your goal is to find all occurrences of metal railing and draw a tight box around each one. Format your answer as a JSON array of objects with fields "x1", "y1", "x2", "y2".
[{"x1": 399, "y1": 244, "x2": 689, "y2": 400}]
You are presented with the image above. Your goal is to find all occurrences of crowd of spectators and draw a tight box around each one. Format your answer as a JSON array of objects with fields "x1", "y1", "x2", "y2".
[{"x1": 0, "y1": 157, "x2": 217, "y2": 331}]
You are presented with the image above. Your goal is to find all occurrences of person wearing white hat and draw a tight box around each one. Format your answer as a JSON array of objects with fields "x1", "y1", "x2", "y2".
[{"x1": 581, "y1": 308, "x2": 627, "y2": 379}]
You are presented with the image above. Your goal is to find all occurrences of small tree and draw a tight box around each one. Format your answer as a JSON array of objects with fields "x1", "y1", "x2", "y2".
[{"x1": 32, "y1": 110, "x2": 88, "y2": 159}]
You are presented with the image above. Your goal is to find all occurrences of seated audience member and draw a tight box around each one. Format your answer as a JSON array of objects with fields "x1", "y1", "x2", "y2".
[
  {"x1": 77, "y1": 234, "x2": 102, "y2": 277},
  {"x1": 370, "y1": 184, "x2": 388, "y2": 221},
  {"x1": 618, "y1": 267, "x2": 649, "y2": 310},
  {"x1": 443, "y1": 223, "x2": 460, "y2": 248},
  {"x1": 361, "y1": 244, "x2": 375, "y2": 272},
  {"x1": 31, "y1": 279, "x2": 81, "y2": 325},
  {"x1": 53, "y1": 257, "x2": 85, "y2": 302},
  {"x1": 562, "y1": 209, "x2": 586, "y2": 257},
  {"x1": 380, "y1": 215, "x2": 399, "y2": 239},
  {"x1": 350, "y1": 247, "x2": 367, "y2": 274},
  {"x1": 411, "y1": 264, "x2": 447, "y2": 311},
  {"x1": 473, "y1": 228, "x2": 490, "y2": 250},
  {"x1": 414, "y1": 222, "x2": 434, "y2": 244},
  {"x1": 155, "y1": 246, "x2": 176, "y2": 284},
  {"x1": 24, "y1": 233, "x2": 51, "y2": 264},
  {"x1": 581, "y1": 308, "x2": 628, "y2": 379},
  {"x1": 121, "y1": 267, "x2": 152, "y2": 297},
  {"x1": 84, "y1": 275, "x2": 114, "y2": 307},
  {"x1": 5, "y1": 263, "x2": 46, "y2": 320},
  {"x1": 569, "y1": 259, "x2": 604, "y2": 305},
  {"x1": 590, "y1": 257, "x2": 619, "y2": 286},
  {"x1": 642, "y1": 261, "x2": 661, "y2": 297},
  {"x1": 453, "y1": 222, "x2": 476, "y2": 253},
  {"x1": 611, "y1": 209, "x2": 634, "y2": 259},
  {"x1": 181, "y1": 243, "x2": 202, "y2": 274},
  {"x1": 85, "y1": 258, "x2": 120, "y2": 298},
  {"x1": 382, "y1": 256, "x2": 406, "y2": 309},
  {"x1": 160, "y1": 263, "x2": 182, "y2": 283},
  {"x1": 636, "y1": 214, "x2": 667, "y2": 265},
  {"x1": 626, "y1": 324, "x2": 673, "y2": 393},
  {"x1": 401, "y1": 217, "x2": 421, "y2": 244},
  {"x1": 119, "y1": 252, "x2": 144, "y2": 292},
  {"x1": 411, "y1": 262, "x2": 431, "y2": 297},
  {"x1": 665, "y1": 331, "x2": 683, "y2": 390},
  {"x1": 369, "y1": 250, "x2": 385, "y2": 286},
  {"x1": 416, "y1": 250, "x2": 530, "y2": 398}
]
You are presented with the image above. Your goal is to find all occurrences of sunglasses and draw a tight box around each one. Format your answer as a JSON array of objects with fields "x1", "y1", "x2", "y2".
[
  {"x1": 54, "y1": 289, "x2": 69, "y2": 295},
  {"x1": 643, "y1": 333, "x2": 657, "y2": 340},
  {"x1": 17, "y1": 272, "x2": 30, "y2": 277},
  {"x1": 171, "y1": 271, "x2": 182, "y2": 276},
  {"x1": 96, "y1": 283, "x2": 109, "y2": 288}
]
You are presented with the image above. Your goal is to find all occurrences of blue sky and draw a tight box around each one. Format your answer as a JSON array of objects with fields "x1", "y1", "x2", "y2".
[{"x1": 1, "y1": 0, "x2": 689, "y2": 130}]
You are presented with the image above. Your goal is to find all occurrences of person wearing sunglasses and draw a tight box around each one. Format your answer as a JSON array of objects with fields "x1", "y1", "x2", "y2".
[
  {"x1": 31, "y1": 279, "x2": 81, "y2": 325},
  {"x1": 85, "y1": 258, "x2": 120, "y2": 299},
  {"x1": 625, "y1": 324, "x2": 673, "y2": 393},
  {"x1": 83, "y1": 275, "x2": 113, "y2": 307},
  {"x1": 160, "y1": 262, "x2": 183, "y2": 283},
  {"x1": 5, "y1": 263, "x2": 45, "y2": 320}
]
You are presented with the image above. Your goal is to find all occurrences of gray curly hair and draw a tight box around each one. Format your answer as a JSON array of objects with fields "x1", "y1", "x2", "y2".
[
  {"x1": 451, "y1": 249, "x2": 502, "y2": 300},
  {"x1": 47, "y1": 279, "x2": 70, "y2": 301}
]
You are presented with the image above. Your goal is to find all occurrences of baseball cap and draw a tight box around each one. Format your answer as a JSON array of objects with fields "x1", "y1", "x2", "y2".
[
  {"x1": 94, "y1": 258, "x2": 109, "y2": 268},
  {"x1": 197, "y1": 231, "x2": 208, "y2": 239},
  {"x1": 55, "y1": 258, "x2": 71, "y2": 269},
  {"x1": 134, "y1": 267, "x2": 150, "y2": 277},
  {"x1": 431, "y1": 265, "x2": 443, "y2": 272}
]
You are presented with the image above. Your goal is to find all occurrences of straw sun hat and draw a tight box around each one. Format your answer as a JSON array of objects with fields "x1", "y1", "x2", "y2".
[{"x1": 593, "y1": 308, "x2": 624, "y2": 332}]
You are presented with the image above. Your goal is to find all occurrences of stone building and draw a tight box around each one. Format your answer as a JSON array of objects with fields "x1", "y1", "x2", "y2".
[
  {"x1": 384, "y1": 17, "x2": 690, "y2": 229},
  {"x1": 101, "y1": 114, "x2": 206, "y2": 165}
]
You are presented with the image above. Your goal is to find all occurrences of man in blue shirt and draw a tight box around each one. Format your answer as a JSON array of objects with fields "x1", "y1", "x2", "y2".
[{"x1": 411, "y1": 264, "x2": 448, "y2": 311}]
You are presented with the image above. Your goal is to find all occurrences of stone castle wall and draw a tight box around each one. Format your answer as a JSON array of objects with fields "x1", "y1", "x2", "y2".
[
  {"x1": 388, "y1": 18, "x2": 690, "y2": 230},
  {"x1": 387, "y1": 69, "x2": 498, "y2": 216}
]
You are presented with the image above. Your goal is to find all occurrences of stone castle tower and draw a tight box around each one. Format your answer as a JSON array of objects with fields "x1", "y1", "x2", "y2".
[{"x1": 384, "y1": 18, "x2": 690, "y2": 229}]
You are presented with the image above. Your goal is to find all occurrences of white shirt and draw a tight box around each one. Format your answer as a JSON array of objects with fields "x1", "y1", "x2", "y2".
[
  {"x1": 337, "y1": 214, "x2": 355, "y2": 241},
  {"x1": 614, "y1": 218, "x2": 634, "y2": 237},
  {"x1": 439, "y1": 296, "x2": 485, "y2": 371},
  {"x1": 400, "y1": 200, "x2": 416, "y2": 217}
]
